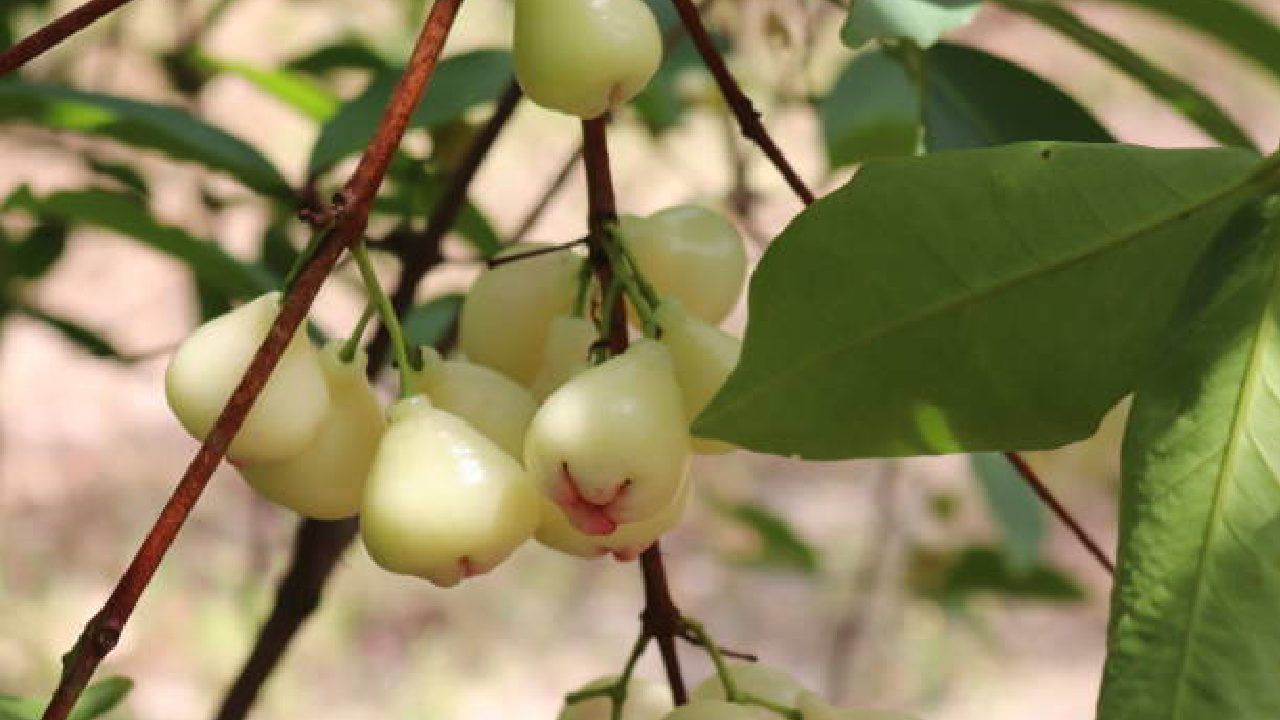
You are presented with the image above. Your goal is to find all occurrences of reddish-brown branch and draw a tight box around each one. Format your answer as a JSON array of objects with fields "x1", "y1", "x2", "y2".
[
  {"x1": 0, "y1": 0, "x2": 135, "y2": 77},
  {"x1": 212, "y1": 77, "x2": 520, "y2": 720},
  {"x1": 582, "y1": 116, "x2": 689, "y2": 705},
  {"x1": 1003, "y1": 452, "x2": 1114, "y2": 574},
  {"x1": 40, "y1": 4, "x2": 467, "y2": 719},
  {"x1": 667, "y1": 0, "x2": 815, "y2": 205}
]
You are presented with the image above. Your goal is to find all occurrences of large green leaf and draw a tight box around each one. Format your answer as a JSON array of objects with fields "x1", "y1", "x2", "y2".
[
  {"x1": 924, "y1": 43, "x2": 1112, "y2": 151},
  {"x1": 842, "y1": 0, "x2": 982, "y2": 49},
  {"x1": 695, "y1": 143, "x2": 1262, "y2": 459},
  {"x1": 11, "y1": 190, "x2": 277, "y2": 299},
  {"x1": 0, "y1": 81, "x2": 291, "y2": 198},
  {"x1": 821, "y1": 48, "x2": 921, "y2": 167},
  {"x1": 1099, "y1": 198, "x2": 1280, "y2": 720},
  {"x1": 308, "y1": 50, "x2": 512, "y2": 175}
]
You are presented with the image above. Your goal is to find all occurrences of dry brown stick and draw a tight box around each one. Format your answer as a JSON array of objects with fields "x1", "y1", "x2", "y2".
[
  {"x1": 582, "y1": 116, "x2": 690, "y2": 705},
  {"x1": 212, "y1": 79, "x2": 522, "y2": 720},
  {"x1": 1004, "y1": 451, "x2": 1115, "y2": 574},
  {"x1": 38, "y1": 4, "x2": 466, "y2": 719},
  {"x1": 0, "y1": 0, "x2": 135, "y2": 77}
]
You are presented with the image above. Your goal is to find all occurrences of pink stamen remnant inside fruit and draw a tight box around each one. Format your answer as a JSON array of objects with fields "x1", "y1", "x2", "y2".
[
  {"x1": 552, "y1": 462, "x2": 628, "y2": 536},
  {"x1": 458, "y1": 556, "x2": 479, "y2": 579}
]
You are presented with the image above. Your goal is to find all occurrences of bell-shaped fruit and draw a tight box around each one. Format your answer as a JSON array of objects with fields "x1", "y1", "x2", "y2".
[
  {"x1": 165, "y1": 292, "x2": 329, "y2": 463},
  {"x1": 460, "y1": 244, "x2": 583, "y2": 385},
  {"x1": 796, "y1": 693, "x2": 920, "y2": 720},
  {"x1": 514, "y1": 0, "x2": 663, "y2": 119},
  {"x1": 560, "y1": 676, "x2": 672, "y2": 720},
  {"x1": 619, "y1": 206, "x2": 748, "y2": 326},
  {"x1": 659, "y1": 701, "x2": 777, "y2": 720},
  {"x1": 691, "y1": 664, "x2": 807, "y2": 709},
  {"x1": 360, "y1": 396, "x2": 540, "y2": 587},
  {"x1": 408, "y1": 347, "x2": 537, "y2": 457},
  {"x1": 241, "y1": 343, "x2": 384, "y2": 520},
  {"x1": 525, "y1": 339, "x2": 691, "y2": 535},
  {"x1": 538, "y1": 473, "x2": 690, "y2": 561},
  {"x1": 656, "y1": 300, "x2": 741, "y2": 454},
  {"x1": 531, "y1": 315, "x2": 600, "y2": 401}
]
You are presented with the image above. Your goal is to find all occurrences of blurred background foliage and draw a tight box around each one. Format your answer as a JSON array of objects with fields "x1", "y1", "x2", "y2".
[{"x1": 0, "y1": 0, "x2": 1277, "y2": 718}]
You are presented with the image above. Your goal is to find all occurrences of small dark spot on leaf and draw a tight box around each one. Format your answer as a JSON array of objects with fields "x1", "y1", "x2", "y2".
[{"x1": 1040, "y1": 148, "x2": 1053, "y2": 160}]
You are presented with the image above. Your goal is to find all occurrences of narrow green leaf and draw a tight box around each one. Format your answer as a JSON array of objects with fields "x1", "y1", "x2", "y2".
[
  {"x1": 695, "y1": 143, "x2": 1262, "y2": 459},
  {"x1": 85, "y1": 158, "x2": 148, "y2": 197},
  {"x1": 20, "y1": 303, "x2": 123, "y2": 359},
  {"x1": 924, "y1": 43, "x2": 1112, "y2": 150},
  {"x1": 718, "y1": 502, "x2": 820, "y2": 574},
  {"x1": 995, "y1": 0, "x2": 1258, "y2": 151},
  {"x1": 0, "y1": 81, "x2": 291, "y2": 197},
  {"x1": 821, "y1": 48, "x2": 922, "y2": 167},
  {"x1": 1099, "y1": 199, "x2": 1280, "y2": 719},
  {"x1": 911, "y1": 546, "x2": 1084, "y2": 601},
  {"x1": 401, "y1": 293, "x2": 464, "y2": 348},
  {"x1": 842, "y1": 0, "x2": 982, "y2": 49},
  {"x1": 197, "y1": 55, "x2": 339, "y2": 121},
  {"x1": 67, "y1": 677, "x2": 133, "y2": 720},
  {"x1": 11, "y1": 222, "x2": 68, "y2": 279},
  {"x1": 286, "y1": 40, "x2": 392, "y2": 76},
  {"x1": 971, "y1": 453, "x2": 1044, "y2": 572}
]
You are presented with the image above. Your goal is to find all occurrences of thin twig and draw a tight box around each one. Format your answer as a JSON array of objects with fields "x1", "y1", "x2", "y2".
[
  {"x1": 39, "y1": 4, "x2": 467, "y2": 719},
  {"x1": 212, "y1": 77, "x2": 520, "y2": 720},
  {"x1": 1003, "y1": 452, "x2": 1114, "y2": 574},
  {"x1": 0, "y1": 0, "x2": 136, "y2": 77},
  {"x1": 511, "y1": 146, "x2": 583, "y2": 244}
]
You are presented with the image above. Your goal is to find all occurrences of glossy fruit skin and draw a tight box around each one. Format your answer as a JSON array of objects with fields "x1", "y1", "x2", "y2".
[
  {"x1": 514, "y1": 0, "x2": 662, "y2": 119},
  {"x1": 531, "y1": 315, "x2": 600, "y2": 401},
  {"x1": 165, "y1": 292, "x2": 329, "y2": 463},
  {"x1": 460, "y1": 244, "x2": 583, "y2": 385},
  {"x1": 559, "y1": 676, "x2": 672, "y2": 720},
  {"x1": 538, "y1": 472, "x2": 690, "y2": 561},
  {"x1": 691, "y1": 664, "x2": 806, "y2": 709},
  {"x1": 525, "y1": 339, "x2": 691, "y2": 536},
  {"x1": 408, "y1": 347, "x2": 537, "y2": 457},
  {"x1": 796, "y1": 692, "x2": 919, "y2": 720},
  {"x1": 360, "y1": 396, "x2": 540, "y2": 587},
  {"x1": 620, "y1": 206, "x2": 748, "y2": 326},
  {"x1": 241, "y1": 343, "x2": 385, "y2": 520},
  {"x1": 656, "y1": 300, "x2": 741, "y2": 454},
  {"x1": 659, "y1": 701, "x2": 777, "y2": 720}
]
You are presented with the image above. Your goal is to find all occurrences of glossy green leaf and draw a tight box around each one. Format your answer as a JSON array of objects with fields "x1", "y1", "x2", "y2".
[
  {"x1": 971, "y1": 453, "x2": 1044, "y2": 572},
  {"x1": 197, "y1": 55, "x2": 339, "y2": 121},
  {"x1": 309, "y1": 50, "x2": 512, "y2": 175},
  {"x1": 0, "y1": 81, "x2": 291, "y2": 198},
  {"x1": 719, "y1": 502, "x2": 820, "y2": 574},
  {"x1": 696, "y1": 143, "x2": 1262, "y2": 459},
  {"x1": 842, "y1": 0, "x2": 982, "y2": 49},
  {"x1": 821, "y1": 48, "x2": 921, "y2": 167},
  {"x1": 924, "y1": 43, "x2": 1112, "y2": 150},
  {"x1": 1099, "y1": 198, "x2": 1280, "y2": 720},
  {"x1": 402, "y1": 293, "x2": 464, "y2": 348},
  {"x1": 911, "y1": 546, "x2": 1084, "y2": 601}
]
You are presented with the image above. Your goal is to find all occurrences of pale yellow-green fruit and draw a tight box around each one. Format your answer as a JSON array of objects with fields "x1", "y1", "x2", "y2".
[
  {"x1": 559, "y1": 676, "x2": 672, "y2": 720},
  {"x1": 659, "y1": 701, "x2": 777, "y2": 720},
  {"x1": 165, "y1": 292, "x2": 329, "y2": 464},
  {"x1": 525, "y1": 339, "x2": 691, "y2": 535},
  {"x1": 656, "y1": 300, "x2": 741, "y2": 454},
  {"x1": 460, "y1": 244, "x2": 583, "y2": 385},
  {"x1": 796, "y1": 692, "x2": 920, "y2": 720},
  {"x1": 514, "y1": 0, "x2": 662, "y2": 119},
  {"x1": 408, "y1": 347, "x2": 537, "y2": 457},
  {"x1": 691, "y1": 664, "x2": 807, "y2": 709},
  {"x1": 240, "y1": 343, "x2": 384, "y2": 520},
  {"x1": 531, "y1": 315, "x2": 599, "y2": 401},
  {"x1": 538, "y1": 473, "x2": 691, "y2": 560},
  {"x1": 360, "y1": 396, "x2": 540, "y2": 587},
  {"x1": 620, "y1": 206, "x2": 748, "y2": 326}
]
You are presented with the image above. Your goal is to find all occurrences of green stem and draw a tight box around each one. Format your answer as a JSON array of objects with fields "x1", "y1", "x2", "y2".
[
  {"x1": 683, "y1": 619, "x2": 738, "y2": 701},
  {"x1": 339, "y1": 301, "x2": 377, "y2": 363},
  {"x1": 600, "y1": 237, "x2": 661, "y2": 338},
  {"x1": 352, "y1": 241, "x2": 416, "y2": 395},
  {"x1": 573, "y1": 258, "x2": 594, "y2": 319},
  {"x1": 563, "y1": 632, "x2": 652, "y2": 720},
  {"x1": 283, "y1": 226, "x2": 332, "y2": 294}
]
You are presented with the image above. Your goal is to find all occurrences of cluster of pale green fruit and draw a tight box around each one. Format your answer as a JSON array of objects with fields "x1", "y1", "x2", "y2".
[
  {"x1": 562, "y1": 664, "x2": 917, "y2": 720},
  {"x1": 164, "y1": 205, "x2": 747, "y2": 587}
]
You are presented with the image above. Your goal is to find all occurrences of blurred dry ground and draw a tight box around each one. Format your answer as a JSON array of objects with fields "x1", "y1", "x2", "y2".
[{"x1": 2, "y1": 1, "x2": 1280, "y2": 719}]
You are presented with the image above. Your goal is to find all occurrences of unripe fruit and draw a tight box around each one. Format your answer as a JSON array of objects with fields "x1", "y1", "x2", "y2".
[
  {"x1": 525, "y1": 339, "x2": 691, "y2": 535},
  {"x1": 796, "y1": 693, "x2": 919, "y2": 720},
  {"x1": 619, "y1": 206, "x2": 748, "y2": 326},
  {"x1": 560, "y1": 676, "x2": 672, "y2": 720},
  {"x1": 460, "y1": 245, "x2": 583, "y2": 385},
  {"x1": 514, "y1": 0, "x2": 663, "y2": 119},
  {"x1": 240, "y1": 343, "x2": 384, "y2": 520},
  {"x1": 531, "y1": 315, "x2": 600, "y2": 401},
  {"x1": 659, "y1": 701, "x2": 777, "y2": 720},
  {"x1": 408, "y1": 347, "x2": 537, "y2": 457},
  {"x1": 691, "y1": 664, "x2": 806, "y2": 709},
  {"x1": 360, "y1": 396, "x2": 540, "y2": 587},
  {"x1": 165, "y1": 292, "x2": 329, "y2": 463},
  {"x1": 538, "y1": 474, "x2": 691, "y2": 561},
  {"x1": 656, "y1": 300, "x2": 741, "y2": 454}
]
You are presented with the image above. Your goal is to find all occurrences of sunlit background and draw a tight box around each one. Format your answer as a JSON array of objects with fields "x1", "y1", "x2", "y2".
[{"x1": 2, "y1": 1, "x2": 1279, "y2": 719}]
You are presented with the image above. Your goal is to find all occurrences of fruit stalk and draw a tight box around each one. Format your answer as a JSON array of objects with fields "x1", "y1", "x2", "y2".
[{"x1": 39, "y1": 4, "x2": 467, "y2": 719}]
